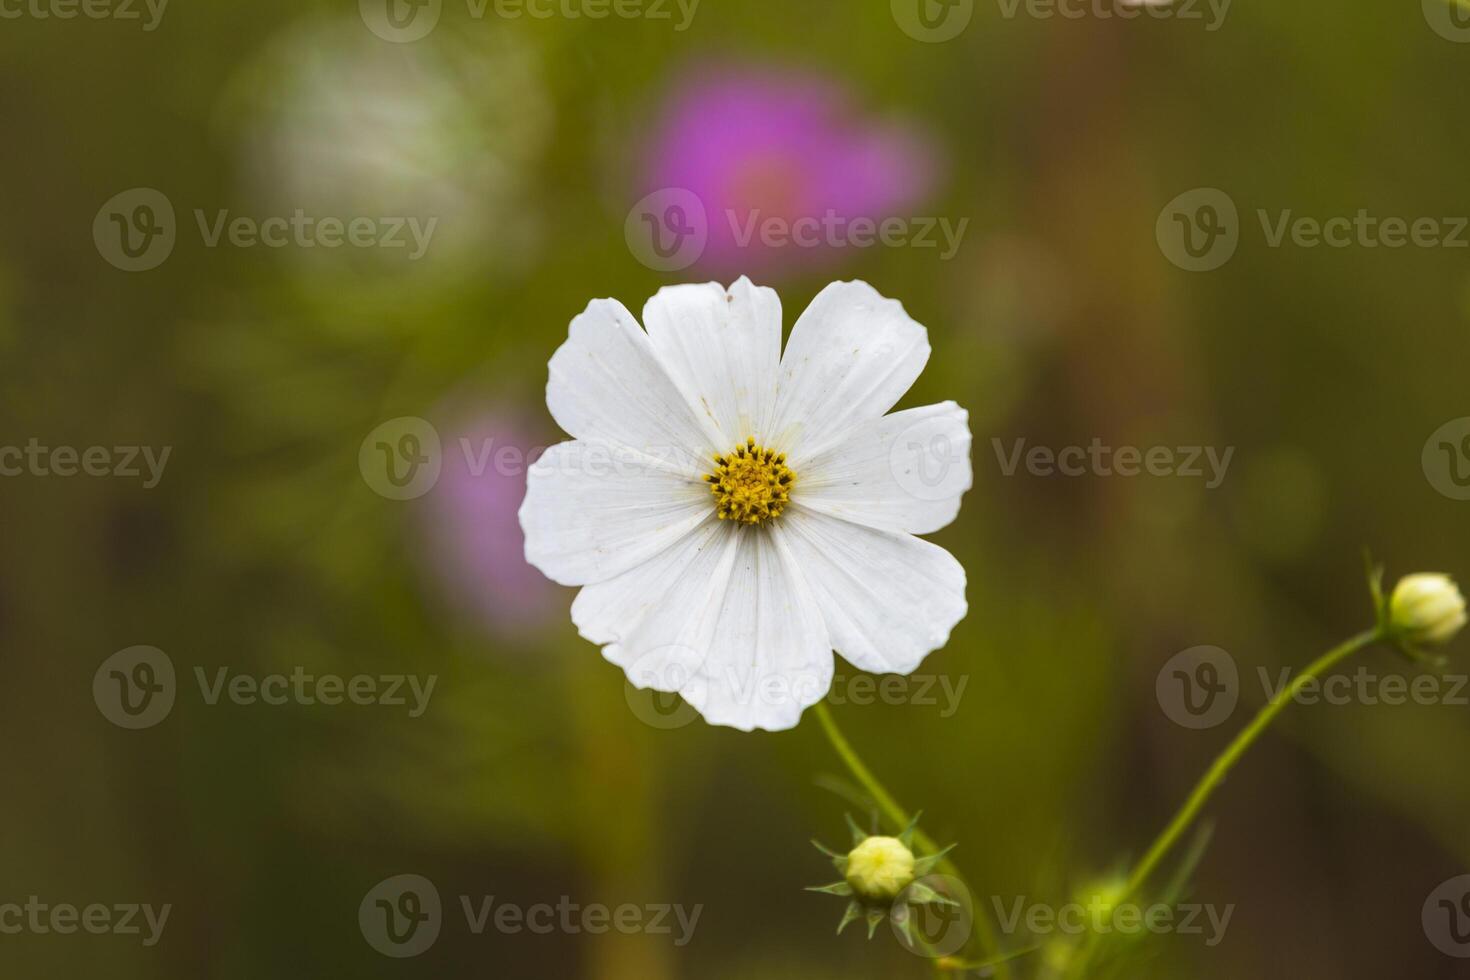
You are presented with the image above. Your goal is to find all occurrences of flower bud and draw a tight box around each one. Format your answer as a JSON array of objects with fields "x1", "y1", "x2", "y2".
[
  {"x1": 809, "y1": 816, "x2": 957, "y2": 940},
  {"x1": 844, "y1": 835, "x2": 917, "y2": 901},
  {"x1": 1389, "y1": 573, "x2": 1467, "y2": 649}
]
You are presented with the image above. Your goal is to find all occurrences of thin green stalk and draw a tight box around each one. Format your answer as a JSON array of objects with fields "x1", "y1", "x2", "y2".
[
  {"x1": 1123, "y1": 628, "x2": 1383, "y2": 899},
  {"x1": 812, "y1": 701, "x2": 1008, "y2": 978}
]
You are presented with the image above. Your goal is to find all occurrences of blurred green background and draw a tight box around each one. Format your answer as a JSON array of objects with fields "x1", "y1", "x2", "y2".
[{"x1": 2, "y1": 1, "x2": 1469, "y2": 977}]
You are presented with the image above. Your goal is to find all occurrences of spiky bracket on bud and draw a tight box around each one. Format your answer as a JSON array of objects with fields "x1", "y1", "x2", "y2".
[{"x1": 806, "y1": 812, "x2": 959, "y2": 941}]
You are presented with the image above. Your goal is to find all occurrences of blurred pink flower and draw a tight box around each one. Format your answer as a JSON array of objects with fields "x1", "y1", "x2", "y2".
[
  {"x1": 417, "y1": 408, "x2": 559, "y2": 641},
  {"x1": 641, "y1": 65, "x2": 940, "y2": 278}
]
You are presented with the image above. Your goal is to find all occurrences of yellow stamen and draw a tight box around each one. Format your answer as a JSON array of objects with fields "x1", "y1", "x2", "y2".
[{"x1": 707, "y1": 436, "x2": 794, "y2": 526}]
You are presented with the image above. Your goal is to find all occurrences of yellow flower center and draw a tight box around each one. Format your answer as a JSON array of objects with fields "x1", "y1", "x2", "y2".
[{"x1": 705, "y1": 437, "x2": 795, "y2": 526}]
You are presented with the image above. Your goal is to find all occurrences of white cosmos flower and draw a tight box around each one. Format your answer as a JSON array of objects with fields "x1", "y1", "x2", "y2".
[{"x1": 519, "y1": 278, "x2": 972, "y2": 732}]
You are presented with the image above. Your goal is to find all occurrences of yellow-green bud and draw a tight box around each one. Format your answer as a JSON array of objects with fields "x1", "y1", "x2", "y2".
[
  {"x1": 1389, "y1": 573, "x2": 1467, "y2": 648},
  {"x1": 845, "y1": 836, "x2": 916, "y2": 901}
]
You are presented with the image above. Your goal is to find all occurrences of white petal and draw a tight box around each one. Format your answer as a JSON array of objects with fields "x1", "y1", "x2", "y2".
[
  {"x1": 546, "y1": 297, "x2": 721, "y2": 470},
  {"x1": 599, "y1": 525, "x2": 833, "y2": 733},
  {"x1": 776, "y1": 508, "x2": 966, "y2": 676},
  {"x1": 519, "y1": 439, "x2": 710, "y2": 587},
  {"x1": 769, "y1": 281, "x2": 931, "y2": 458},
  {"x1": 642, "y1": 277, "x2": 782, "y2": 449},
  {"x1": 688, "y1": 529, "x2": 834, "y2": 731},
  {"x1": 571, "y1": 516, "x2": 728, "y2": 645},
  {"x1": 794, "y1": 402, "x2": 972, "y2": 535}
]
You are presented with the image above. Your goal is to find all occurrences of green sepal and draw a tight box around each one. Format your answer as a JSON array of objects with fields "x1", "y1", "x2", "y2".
[
  {"x1": 845, "y1": 812, "x2": 869, "y2": 846},
  {"x1": 811, "y1": 839, "x2": 849, "y2": 873},
  {"x1": 903, "y1": 881, "x2": 959, "y2": 908},
  {"x1": 864, "y1": 906, "x2": 887, "y2": 939},
  {"x1": 1393, "y1": 636, "x2": 1450, "y2": 668},
  {"x1": 1364, "y1": 550, "x2": 1387, "y2": 629},
  {"x1": 913, "y1": 842, "x2": 956, "y2": 876},
  {"x1": 836, "y1": 900, "x2": 863, "y2": 935},
  {"x1": 898, "y1": 811, "x2": 922, "y2": 848},
  {"x1": 890, "y1": 904, "x2": 917, "y2": 948},
  {"x1": 806, "y1": 881, "x2": 854, "y2": 897}
]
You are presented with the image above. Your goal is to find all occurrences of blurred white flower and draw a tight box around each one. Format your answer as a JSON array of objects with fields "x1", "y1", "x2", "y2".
[
  {"x1": 519, "y1": 278, "x2": 972, "y2": 731},
  {"x1": 225, "y1": 18, "x2": 551, "y2": 282}
]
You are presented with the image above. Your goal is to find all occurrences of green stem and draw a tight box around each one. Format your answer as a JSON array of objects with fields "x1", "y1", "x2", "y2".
[
  {"x1": 1123, "y1": 628, "x2": 1383, "y2": 899},
  {"x1": 812, "y1": 701, "x2": 1008, "y2": 978}
]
